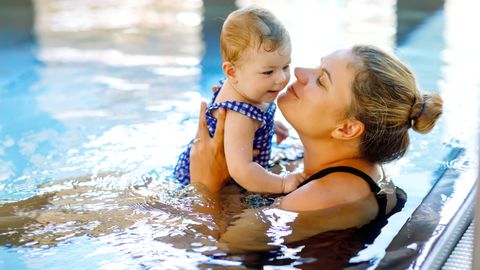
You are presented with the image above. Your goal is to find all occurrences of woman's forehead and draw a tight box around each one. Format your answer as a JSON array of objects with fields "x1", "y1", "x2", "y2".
[
  {"x1": 320, "y1": 49, "x2": 356, "y2": 79},
  {"x1": 321, "y1": 49, "x2": 353, "y2": 65}
]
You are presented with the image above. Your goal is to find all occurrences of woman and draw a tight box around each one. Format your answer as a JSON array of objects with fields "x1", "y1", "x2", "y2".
[{"x1": 189, "y1": 45, "x2": 443, "y2": 219}]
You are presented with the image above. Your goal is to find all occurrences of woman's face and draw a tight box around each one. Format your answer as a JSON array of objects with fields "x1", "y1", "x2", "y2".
[{"x1": 277, "y1": 49, "x2": 357, "y2": 139}]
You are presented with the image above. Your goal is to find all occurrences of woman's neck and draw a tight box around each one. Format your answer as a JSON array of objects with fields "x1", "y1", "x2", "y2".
[{"x1": 300, "y1": 135, "x2": 366, "y2": 177}]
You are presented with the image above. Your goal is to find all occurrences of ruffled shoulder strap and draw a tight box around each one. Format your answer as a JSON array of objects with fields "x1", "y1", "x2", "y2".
[
  {"x1": 209, "y1": 101, "x2": 266, "y2": 123},
  {"x1": 207, "y1": 80, "x2": 274, "y2": 124}
]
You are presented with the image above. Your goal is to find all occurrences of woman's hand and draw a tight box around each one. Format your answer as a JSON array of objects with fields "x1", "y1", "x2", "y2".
[{"x1": 189, "y1": 102, "x2": 230, "y2": 192}]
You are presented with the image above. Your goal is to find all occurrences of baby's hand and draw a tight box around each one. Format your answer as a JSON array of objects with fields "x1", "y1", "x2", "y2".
[
  {"x1": 212, "y1": 85, "x2": 220, "y2": 93},
  {"x1": 274, "y1": 121, "x2": 289, "y2": 145},
  {"x1": 282, "y1": 172, "x2": 306, "y2": 193}
]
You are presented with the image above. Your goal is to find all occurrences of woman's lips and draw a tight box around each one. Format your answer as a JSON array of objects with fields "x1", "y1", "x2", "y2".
[{"x1": 287, "y1": 85, "x2": 299, "y2": 99}]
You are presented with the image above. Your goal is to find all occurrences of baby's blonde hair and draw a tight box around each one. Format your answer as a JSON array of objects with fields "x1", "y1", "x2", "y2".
[
  {"x1": 349, "y1": 45, "x2": 443, "y2": 163},
  {"x1": 220, "y1": 7, "x2": 290, "y2": 65}
]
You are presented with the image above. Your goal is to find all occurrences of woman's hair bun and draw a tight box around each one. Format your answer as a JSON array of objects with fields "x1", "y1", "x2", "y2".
[{"x1": 410, "y1": 92, "x2": 443, "y2": 133}]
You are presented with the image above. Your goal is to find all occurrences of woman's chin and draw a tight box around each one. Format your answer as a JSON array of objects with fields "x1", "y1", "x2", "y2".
[
  {"x1": 277, "y1": 94, "x2": 287, "y2": 112},
  {"x1": 277, "y1": 91, "x2": 290, "y2": 106}
]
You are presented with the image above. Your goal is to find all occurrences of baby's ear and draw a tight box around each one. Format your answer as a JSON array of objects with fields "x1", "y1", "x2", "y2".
[
  {"x1": 331, "y1": 119, "x2": 364, "y2": 140},
  {"x1": 222, "y1": 62, "x2": 237, "y2": 81}
]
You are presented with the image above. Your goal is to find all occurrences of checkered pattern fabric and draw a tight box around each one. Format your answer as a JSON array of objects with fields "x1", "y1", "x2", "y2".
[{"x1": 173, "y1": 84, "x2": 276, "y2": 185}]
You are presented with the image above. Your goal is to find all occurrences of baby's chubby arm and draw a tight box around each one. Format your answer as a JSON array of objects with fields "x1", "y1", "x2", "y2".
[{"x1": 223, "y1": 110, "x2": 305, "y2": 193}]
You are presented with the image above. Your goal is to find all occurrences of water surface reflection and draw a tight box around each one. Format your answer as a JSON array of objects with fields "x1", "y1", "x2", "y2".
[{"x1": 0, "y1": 167, "x2": 398, "y2": 268}]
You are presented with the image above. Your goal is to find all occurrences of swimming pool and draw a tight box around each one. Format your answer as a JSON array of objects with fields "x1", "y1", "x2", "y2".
[{"x1": 1, "y1": 0, "x2": 479, "y2": 269}]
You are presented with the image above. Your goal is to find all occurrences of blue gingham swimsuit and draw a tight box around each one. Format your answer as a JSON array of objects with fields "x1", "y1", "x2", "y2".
[{"x1": 173, "y1": 85, "x2": 276, "y2": 185}]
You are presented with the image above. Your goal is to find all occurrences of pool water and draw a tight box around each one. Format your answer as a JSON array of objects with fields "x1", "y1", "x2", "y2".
[{"x1": 1, "y1": 0, "x2": 479, "y2": 269}]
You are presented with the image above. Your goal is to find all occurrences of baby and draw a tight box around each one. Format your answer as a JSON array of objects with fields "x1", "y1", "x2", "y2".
[{"x1": 174, "y1": 7, "x2": 305, "y2": 193}]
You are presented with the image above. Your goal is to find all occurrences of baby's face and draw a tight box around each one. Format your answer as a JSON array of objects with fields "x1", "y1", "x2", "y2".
[{"x1": 233, "y1": 44, "x2": 292, "y2": 104}]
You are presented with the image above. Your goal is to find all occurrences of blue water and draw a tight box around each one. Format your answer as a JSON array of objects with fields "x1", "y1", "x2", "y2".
[{"x1": 1, "y1": 0, "x2": 479, "y2": 269}]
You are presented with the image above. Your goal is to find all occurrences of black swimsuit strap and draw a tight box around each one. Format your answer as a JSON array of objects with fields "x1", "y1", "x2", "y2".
[{"x1": 299, "y1": 166, "x2": 386, "y2": 219}]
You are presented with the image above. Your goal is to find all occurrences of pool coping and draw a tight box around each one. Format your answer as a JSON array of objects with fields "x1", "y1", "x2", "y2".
[{"x1": 375, "y1": 147, "x2": 478, "y2": 269}]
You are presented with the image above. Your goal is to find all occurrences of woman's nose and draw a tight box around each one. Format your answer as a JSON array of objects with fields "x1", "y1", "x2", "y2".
[{"x1": 294, "y1": 67, "x2": 309, "y2": 84}]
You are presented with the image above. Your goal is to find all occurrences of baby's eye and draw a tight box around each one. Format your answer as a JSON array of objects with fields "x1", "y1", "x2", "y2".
[
  {"x1": 262, "y1": 70, "x2": 273, "y2": 75},
  {"x1": 282, "y1": 65, "x2": 290, "y2": 70}
]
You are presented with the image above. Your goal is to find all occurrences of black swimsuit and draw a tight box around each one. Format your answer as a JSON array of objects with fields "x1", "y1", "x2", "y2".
[{"x1": 299, "y1": 166, "x2": 388, "y2": 220}]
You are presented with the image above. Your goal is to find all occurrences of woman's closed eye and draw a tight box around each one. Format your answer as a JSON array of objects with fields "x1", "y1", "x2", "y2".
[
  {"x1": 316, "y1": 70, "x2": 329, "y2": 88},
  {"x1": 316, "y1": 74, "x2": 325, "y2": 87}
]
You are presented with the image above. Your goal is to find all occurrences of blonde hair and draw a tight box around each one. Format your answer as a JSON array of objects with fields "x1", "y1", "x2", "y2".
[
  {"x1": 349, "y1": 45, "x2": 443, "y2": 163},
  {"x1": 220, "y1": 7, "x2": 290, "y2": 65}
]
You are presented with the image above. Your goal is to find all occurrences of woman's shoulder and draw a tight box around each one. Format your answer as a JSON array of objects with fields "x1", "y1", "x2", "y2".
[{"x1": 280, "y1": 163, "x2": 380, "y2": 212}]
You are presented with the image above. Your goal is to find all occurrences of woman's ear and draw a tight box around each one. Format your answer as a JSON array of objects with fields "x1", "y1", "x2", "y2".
[
  {"x1": 331, "y1": 119, "x2": 364, "y2": 140},
  {"x1": 222, "y1": 62, "x2": 237, "y2": 82}
]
